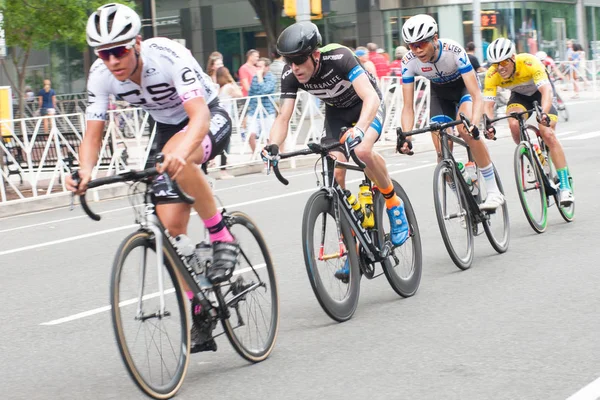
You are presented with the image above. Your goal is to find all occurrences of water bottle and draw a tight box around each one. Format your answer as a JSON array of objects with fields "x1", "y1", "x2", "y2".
[
  {"x1": 457, "y1": 162, "x2": 471, "y2": 185},
  {"x1": 344, "y1": 189, "x2": 364, "y2": 223},
  {"x1": 174, "y1": 234, "x2": 201, "y2": 273},
  {"x1": 358, "y1": 182, "x2": 375, "y2": 229},
  {"x1": 465, "y1": 162, "x2": 479, "y2": 196}
]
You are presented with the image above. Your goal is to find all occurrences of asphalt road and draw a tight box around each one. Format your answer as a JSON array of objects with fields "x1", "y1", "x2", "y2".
[{"x1": 1, "y1": 99, "x2": 599, "y2": 400}]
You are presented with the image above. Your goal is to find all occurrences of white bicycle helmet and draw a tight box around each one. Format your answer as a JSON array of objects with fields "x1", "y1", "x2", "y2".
[
  {"x1": 402, "y1": 14, "x2": 438, "y2": 44},
  {"x1": 487, "y1": 38, "x2": 516, "y2": 63},
  {"x1": 535, "y1": 51, "x2": 548, "y2": 61},
  {"x1": 86, "y1": 3, "x2": 141, "y2": 48}
]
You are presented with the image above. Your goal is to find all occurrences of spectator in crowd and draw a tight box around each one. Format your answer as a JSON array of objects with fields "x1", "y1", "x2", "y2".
[
  {"x1": 38, "y1": 79, "x2": 57, "y2": 133},
  {"x1": 206, "y1": 51, "x2": 224, "y2": 83},
  {"x1": 367, "y1": 42, "x2": 390, "y2": 78},
  {"x1": 573, "y1": 42, "x2": 590, "y2": 89},
  {"x1": 216, "y1": 66, "x2": 242, "y2": 179},
  {"x1": 25, "y1": 86, "x2": 35, "y2": 102},
  {"x1": 269, "y1": 51, "x2": 286, "y2": 95},
  {"x1": 247, "y1": 57, "x2": 276, "y2": 155},
  {"x1": 466, "y1": 42, "x2": 486, "y2": 73},
  {"x1": 376, "y1": 47, "x2": 390, "y2": 62},
  {"x1": 238, "y1": 49, "x2": 259, "y2": 97},
  {"x1": 566, "y1": 40, "x2": 581, "y2": 98},
  {"x1": 389, "y1": 45, "x2": 408, "y2": 77},
  {"x1": 355, "y1": 47, "x2": 378, "y2": 78}
]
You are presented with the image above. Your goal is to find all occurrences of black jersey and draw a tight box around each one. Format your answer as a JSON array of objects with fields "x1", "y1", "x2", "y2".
[{"x1": 280, "y1": 44, "x2": 381, "y2": 109}]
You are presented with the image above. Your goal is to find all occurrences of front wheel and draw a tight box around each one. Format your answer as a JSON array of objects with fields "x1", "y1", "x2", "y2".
[
  {"x1": 513, "y1": 143, "x2": 547, "y2": 233},
  {"x1": 111, "y1": 231, "x2": 189, "y2": 399},
  {"x1": 374, "y1": 180, "x2": 422, "y2": 297},
  {"x1": 433, "y1": 161, "x2": 474, "y2": 270},
  {"x1": 546, "y1": 149, "x2": 575, "y2": 223},
  {"x1": 220, "y1": 211, "x2": 279, "y2": 362},
  {"x1": 302, "y1": 190, "x2": 361, "y2": 322}
]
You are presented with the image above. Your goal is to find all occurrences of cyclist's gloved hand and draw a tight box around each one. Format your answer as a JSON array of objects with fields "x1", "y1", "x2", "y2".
[
  {"x1": 396, "y1": 135, "x2": 414, "y2": 155},
  {"x1": 469, "y1": 125, "x2": 481, "y2": 140},
  {"x1": 261, "y1": 144, "x2": 280, "y2": 166},
  {"x1": 537, "y1": 112, "x2": 551, "y2": 127},
  {"x1": 485, "y1": 123, "x2": 497, "y2": 140},
  {"x1": 339, "y1": 127, "x2": 364, "y2": 150}
]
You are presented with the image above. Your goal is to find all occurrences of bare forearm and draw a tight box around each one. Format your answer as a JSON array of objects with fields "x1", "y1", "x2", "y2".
[
  {"x1": 79, "y1": 133, "x2": 103, "y2": 173},
  {"x1": 355, "y1": 93, "x2": 379, "y2": 133},
  {"x1": 484, "y1": 102, "x2": 495, "y2": 120},
  {"x1": 401, "y1": 107, "x2": 415, "y2": 132},
  {"x1": 471, "y1": 94, "x2": 483, "y2": 126},
  {"x1": 269, "y1": 115, "x2": 290, "y2": 147}
]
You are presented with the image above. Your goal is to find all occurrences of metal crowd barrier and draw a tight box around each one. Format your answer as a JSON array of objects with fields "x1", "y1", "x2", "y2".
[{"x1": 1, "y1": 77, "x2": 431, "y2": 204}]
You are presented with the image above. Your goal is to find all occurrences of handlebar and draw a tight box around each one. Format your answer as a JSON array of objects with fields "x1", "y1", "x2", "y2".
[
  {"x1": 397, "y1": 113, "x2": 476, "y2": 152},
  {"x1": 484, "y1": 101, "x2": 547, "y2": 126},
  {"x1": 272, "y1": 140, "x2": 356, "y2": 186},
  {"x1": 73, "y1": 153, "x2": 195, "y2": 221}
]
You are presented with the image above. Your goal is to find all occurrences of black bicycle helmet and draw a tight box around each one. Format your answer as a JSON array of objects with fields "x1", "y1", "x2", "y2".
[{"x1": 276, "y1": 22, "x2": 322, "y2": 56}]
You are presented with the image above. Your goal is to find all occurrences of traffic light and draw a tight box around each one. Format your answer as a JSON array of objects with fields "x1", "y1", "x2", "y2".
[{"x1": 283, "y1": 0, "x2": 324, "y2": 18}]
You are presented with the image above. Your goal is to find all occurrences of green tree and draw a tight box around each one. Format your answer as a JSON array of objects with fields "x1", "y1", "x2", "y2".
[{"x1": 0, "y1": 0, "x2": 134, "y2": 117}]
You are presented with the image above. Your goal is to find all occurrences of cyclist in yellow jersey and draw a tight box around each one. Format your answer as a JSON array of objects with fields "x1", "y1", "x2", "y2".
[{"x1": 483, "y1": 38, "x2": 574, "y2": 206}]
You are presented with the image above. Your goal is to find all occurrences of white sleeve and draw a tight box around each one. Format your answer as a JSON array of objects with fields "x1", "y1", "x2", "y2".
[
  {"x1": 85, "y1": 61, "x2": 110, "y2": 121},
  {"x1": 169, "y1": 46, "x2": 217, "y2": 104}
]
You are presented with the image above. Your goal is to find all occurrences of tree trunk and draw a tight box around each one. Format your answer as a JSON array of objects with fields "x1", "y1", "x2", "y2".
[{"x1": 248, "y1": 0, "x2": 283, "y2": 56}]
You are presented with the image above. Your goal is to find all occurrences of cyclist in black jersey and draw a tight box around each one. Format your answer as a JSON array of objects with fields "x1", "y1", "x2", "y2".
[
  {"x1": 262, "y1": 22, "x2": 410, "y2": 252},
  {"x1": 65, "y1": 4, "x2": 240, "y2": 287}
]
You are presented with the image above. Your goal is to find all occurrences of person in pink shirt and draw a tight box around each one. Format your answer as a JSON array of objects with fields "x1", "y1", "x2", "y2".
[
  {"x1": 238, "y1": 49, "x2": 259, "y2": 96},
  {"x1": 367, "y1": 42, "x2": 390, "y2": 78}
]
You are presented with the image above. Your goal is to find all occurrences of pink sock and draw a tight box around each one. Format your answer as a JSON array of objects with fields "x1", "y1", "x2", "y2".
[{"x1": 203, "y1": 212, "x2": 234, "y2": 243}]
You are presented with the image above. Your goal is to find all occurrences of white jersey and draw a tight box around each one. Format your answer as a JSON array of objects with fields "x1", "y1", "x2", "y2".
[
  {"x1": 86, "y1": 37, "x2": 218, "y2": 125},
  {"x1": 401, "y1": 39, "x2": 473, "y2": 87}
]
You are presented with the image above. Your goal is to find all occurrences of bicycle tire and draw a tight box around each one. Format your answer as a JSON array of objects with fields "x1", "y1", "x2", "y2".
[
  {"x1": 482, "y1": 166, "x2": 510, "y2": 253},
  {"x1": 374, "y1": 180, "x2": 422, "y2": 297},
  {"x1": 433, "y1": 161, "x2": 474, "y2": 270},
  {"x1": 219, "y1": 211, "x2": 279, "y2": 362},
  {"x1": 302, "y1": 190, "x2": 361, "y2": 322},
  {"x1": 514, "y1": 143, "x2": 548, "y2": 233},
  {"x1": 111, "y1": 230, "x2": 190, "y2": 400},
  {"x1": 544, "y1": 146, "x2": 575, "y2": 223}
]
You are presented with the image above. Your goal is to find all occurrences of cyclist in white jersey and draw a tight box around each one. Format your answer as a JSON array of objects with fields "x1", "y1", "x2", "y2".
[
  {"x1": 397, "y1": 14, "x2": 505, "y2": 210},
  {"x1": 66, "y1": 4, "x2": 239, "y2": 285}
]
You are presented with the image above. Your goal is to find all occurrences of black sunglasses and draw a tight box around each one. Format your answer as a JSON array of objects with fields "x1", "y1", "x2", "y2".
[{"x1": 284, "y1": 54, "x2": 310, "y2": 65}]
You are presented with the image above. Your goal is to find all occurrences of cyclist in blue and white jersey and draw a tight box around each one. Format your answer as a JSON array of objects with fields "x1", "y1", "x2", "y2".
[{"x1": 397, "y1": 14, "x2": 505, "y2": 210}]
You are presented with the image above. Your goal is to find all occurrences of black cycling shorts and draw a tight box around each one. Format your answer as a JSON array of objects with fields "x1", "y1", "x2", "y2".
[
  {"x1": 429, "y1": 80, "x2": 472, "y2": 124},
  {"x1": 506, "y1": 91, "x2": 558, "y2": 122},
  {"x1": 321, "y1": 100, "x2": 385, "y2": 148},
  {"x1": 150, "y1": 102, "x2": 232, "y2": 205}
]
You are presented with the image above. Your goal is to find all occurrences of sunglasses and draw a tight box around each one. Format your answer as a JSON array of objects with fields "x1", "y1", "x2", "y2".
[
  {"x1": 494, "y1": 59, "x2": 512, "y2": 68},
  {"x1": 284, "y1": 54, "x2": 310, "y2": 66},
  {"x1": 408, "y1": 40, "x2": 432, "y2": 50},
  {"x1": 95, "y1": 39, "x2": 136, "y2": 61}
]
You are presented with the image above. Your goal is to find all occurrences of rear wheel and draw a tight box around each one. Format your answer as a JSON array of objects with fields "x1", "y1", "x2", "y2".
[
  {"x1": 302, "y1": 190, "x2": 361, "y2": 322},
  {"x1": 374, "y1": 180, "x2": 422, "y2": 297},
  {"x1": 481, "y1": 166, "x2": 510, "y2": 253},
  {"x1": 544, "y1": 142, "x2": 575, "y2": 222},
  {"x1": 513, "y1": 142, "x2": 547, "y2": 233},
  {"x1": 220, "y1": 211, "x2": 279, "y2": 362},
  {"x1": 433, "y1": 161, "x2": 474, "y2": 270}
]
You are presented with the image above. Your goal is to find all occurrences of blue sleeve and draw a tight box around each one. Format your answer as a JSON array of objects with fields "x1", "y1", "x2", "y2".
[
  {"x1": 261, "y1": 73, "x2": 276, "y2": 94},
  {"x1": 348, "y1": 65, "x2": 365, "y2": 82},
  {"x1": 401, "y1": 58, "x2": 415, "y2": 84}
]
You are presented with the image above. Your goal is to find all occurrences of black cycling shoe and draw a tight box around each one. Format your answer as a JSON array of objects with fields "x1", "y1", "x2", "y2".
[
  {"x1": 190, "y1": 298, "x2": 217, "y2": 353},
  {"x1": 206, "y1": 241, "x2": 240, "y2": 284}
]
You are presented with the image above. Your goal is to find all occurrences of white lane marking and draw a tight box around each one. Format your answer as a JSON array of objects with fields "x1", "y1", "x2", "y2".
[
  {"x1": 566, "y1": 376, "x2": 600, "y2": 400},
  {"x1": 562, "y1": 131, "x2": 600, "y2": 141},
  {"x1": 40, "y1": 264, "x2": 267, "y2": 326},
  {"x1": 0, "y1": 195, "x2": 127, "y2": 221},
  {"x1": 0, "y1": 225, "x2": 136, "y2": 257},
  {"x1": 0, "y1": 163, "x2": 436, "y2": 257},
  {"x1": 556, "y1": 131, "x2": 576, "y2": 137}
]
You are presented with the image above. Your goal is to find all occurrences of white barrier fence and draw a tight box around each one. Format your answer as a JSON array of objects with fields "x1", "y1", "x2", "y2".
[{"x1": 1, "y1": 76, "x2": 430, "y2": 204}]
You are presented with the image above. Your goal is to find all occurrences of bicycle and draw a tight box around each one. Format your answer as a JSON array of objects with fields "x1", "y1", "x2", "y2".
[
  {"x1": 397, "y1": 114, "x2": 510, "y2": 271},
  {"x1": 74, "y1": 158, "x2": 279, "y2": 399},
  {"x1": 484, "y1": 101, "x2": 574, "y2": 234},
  {"x1": 269, "y1": 138, "x2": 422, "y2": 322}
]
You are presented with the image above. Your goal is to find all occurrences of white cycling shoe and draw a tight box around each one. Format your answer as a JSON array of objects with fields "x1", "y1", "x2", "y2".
[
  {"x1": 559, "y1": 189, "x2": 574, "y2": 207},
  {"x1": 479, "y1": 191, "x2": 505, "y2": 211}
]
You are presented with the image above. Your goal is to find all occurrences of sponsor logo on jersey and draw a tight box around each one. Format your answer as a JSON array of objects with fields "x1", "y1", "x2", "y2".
[
  {"x1": 323, "y1": 54, "x2": 344, "y2": 61},
  {"x1": 304, "y1": 75, "x2": 343, "y2": 90},
  {"x1": 421, "y1": 67, "x2": 433, "y2": 72},
  {"x1": 149, "y1": 43, "x2": 180, "y2": 60},
  {"x1": 320, "y1": 68, "x2": 334, "y2": 79},
  {"x1": 282, "y1": 69, "x2": 293, "y2": 79},
  {"x1": 144, "y1": 67, "x2": 158, "y2": 77},
  {"x1": 180, "y1": 88, "x2": 205, "y2": 102}
]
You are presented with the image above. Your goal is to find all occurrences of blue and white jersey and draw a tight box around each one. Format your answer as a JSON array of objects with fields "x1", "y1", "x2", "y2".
[
  {"x1": 86, "y1": 37, "x2": 218, "y2": 125},
  {"x1": 401, "y1": 39, "x2": 473, "y2": 87}
]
